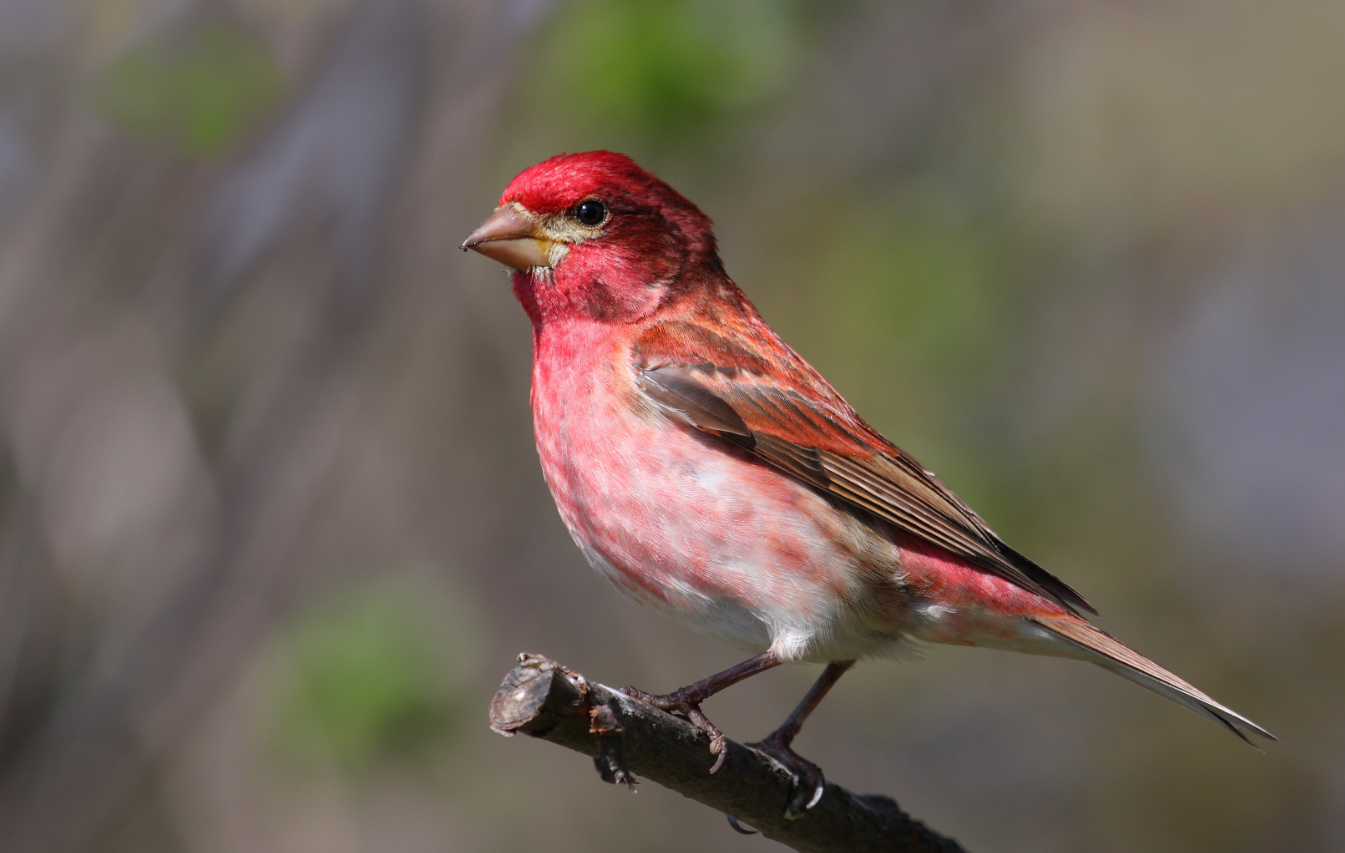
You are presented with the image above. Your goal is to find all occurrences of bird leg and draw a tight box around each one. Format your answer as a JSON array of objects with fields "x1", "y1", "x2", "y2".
[
  {"x1": 621, "y1": 651, "x2": 782, "y2": 774},
  {"x1": 748, "y1": 660, "x2": 855, "y2": 819}
]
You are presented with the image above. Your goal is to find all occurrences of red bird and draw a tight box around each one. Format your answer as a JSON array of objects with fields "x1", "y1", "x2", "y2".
[{"x1": 463, "y1": 151, "x2": 1273, "y2": 816}]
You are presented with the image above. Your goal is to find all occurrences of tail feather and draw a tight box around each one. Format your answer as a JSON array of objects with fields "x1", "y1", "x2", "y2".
[{"x1": 1034, "y1": 615, "x2": 1276, "y2": 744}]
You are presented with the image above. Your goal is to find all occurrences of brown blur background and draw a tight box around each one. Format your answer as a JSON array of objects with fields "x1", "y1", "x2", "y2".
[{"x1": 0, "y1": 1, "x2": 1342, "y2": 851}]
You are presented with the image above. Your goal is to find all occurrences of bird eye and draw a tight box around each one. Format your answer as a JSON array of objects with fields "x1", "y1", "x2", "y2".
[{"x1": 574, "y1": 199, "x2": 607, "y2": 227}]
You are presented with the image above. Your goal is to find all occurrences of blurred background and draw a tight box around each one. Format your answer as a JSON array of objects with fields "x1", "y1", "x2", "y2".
[{"x1": 0, "y1": 1, "x2": 1342, "y2": 851}]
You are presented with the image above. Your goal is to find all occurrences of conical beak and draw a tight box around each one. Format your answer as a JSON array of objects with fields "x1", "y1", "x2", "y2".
[{"x1": 461, "y1": 204, "x2": 552, "y2": 269}]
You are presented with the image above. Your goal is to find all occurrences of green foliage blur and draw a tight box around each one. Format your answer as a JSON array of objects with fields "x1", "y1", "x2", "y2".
[
  {"x1": 264, "y1": 579, "x2": 471, "y2": 772},
  {"x1": 529, "y1": 0, "x2": 800, "y2": 145},
  {"x1": 94, "y1": 22, "x2": 283, "y2": 155}
]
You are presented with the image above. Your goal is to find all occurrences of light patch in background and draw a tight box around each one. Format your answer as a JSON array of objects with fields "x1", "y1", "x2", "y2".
[
  {"x1": 1012, "y1": 0, "x2": 1345, "y2": 238},
  {"x1": 4, "y1": 322, "x2": 207, "y2": 583},
  {"x1": 201, "y1": 0, "x2": 422, "y2": 297},
  {"x1": 1147, "y1": 216, "x2": 1345, "y2": 579}
]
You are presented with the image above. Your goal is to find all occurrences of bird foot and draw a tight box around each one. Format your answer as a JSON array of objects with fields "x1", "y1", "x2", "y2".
[
  {"x1": 747, "y1": 733, "x2": 826, "y2": 819},
  {"x1": 620, "y1": 685, "x2": 729, "y2": 773}
]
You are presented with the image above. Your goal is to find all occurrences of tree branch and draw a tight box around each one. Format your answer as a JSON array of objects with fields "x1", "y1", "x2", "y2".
[{"x1": 489, "y1": 654, "x2": 969, "y2": 853}]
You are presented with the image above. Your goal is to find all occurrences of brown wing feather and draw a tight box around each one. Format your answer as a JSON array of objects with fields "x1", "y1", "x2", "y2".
[{"x1": 633, "y1": 312, "x2": 1097, "y2": 616}]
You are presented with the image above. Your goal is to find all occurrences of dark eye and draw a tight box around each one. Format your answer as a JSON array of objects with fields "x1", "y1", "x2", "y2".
[{"x1": 574, "y1": 199, "x2": 607, "y2": 226}]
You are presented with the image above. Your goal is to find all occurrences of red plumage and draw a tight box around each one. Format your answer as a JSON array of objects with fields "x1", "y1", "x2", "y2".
[{"x1": 463, "y1": 151, "x2": 1272, "y2": 814}]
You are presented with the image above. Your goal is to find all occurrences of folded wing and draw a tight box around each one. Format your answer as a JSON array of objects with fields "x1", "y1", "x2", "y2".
[{"x1": 632, "y1": 316, "x2": 1096, "y2": 616}]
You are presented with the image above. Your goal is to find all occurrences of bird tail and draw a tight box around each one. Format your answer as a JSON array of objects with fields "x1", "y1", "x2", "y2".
[{"x1": 1032, "y1": 614, "x2": 1276, "y2": 744}]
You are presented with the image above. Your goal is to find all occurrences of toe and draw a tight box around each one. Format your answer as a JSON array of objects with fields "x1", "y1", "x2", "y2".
[
  {"x1": 619, "y1": 685, "x2": 661, "y2": 706},
  {"x1": 748, "y1": 740, "x2": 827, "y2": 819}
]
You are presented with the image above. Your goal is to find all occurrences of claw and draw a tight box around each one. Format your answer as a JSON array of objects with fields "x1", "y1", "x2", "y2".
[
  {"x1": 708, "y1": 748, "x2": 728, "y2": 774},
  {"x1": 726, "y1": 815, "x2": 758, "y2": 835}
]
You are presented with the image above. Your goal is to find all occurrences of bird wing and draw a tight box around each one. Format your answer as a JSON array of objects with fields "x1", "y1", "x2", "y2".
[{"x1": 632, "y1": 315, "x2": 1096, "y2": 616}]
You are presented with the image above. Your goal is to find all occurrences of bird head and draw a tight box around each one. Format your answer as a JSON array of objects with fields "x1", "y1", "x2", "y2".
[{"x1": 462, "y1": 152, "x2": 720, "y2": 325}]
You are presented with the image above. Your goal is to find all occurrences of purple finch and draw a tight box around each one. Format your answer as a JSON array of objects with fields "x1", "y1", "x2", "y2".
[{"x1": 463, "y1": 152, "x2": 1273, "y2": 817}]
